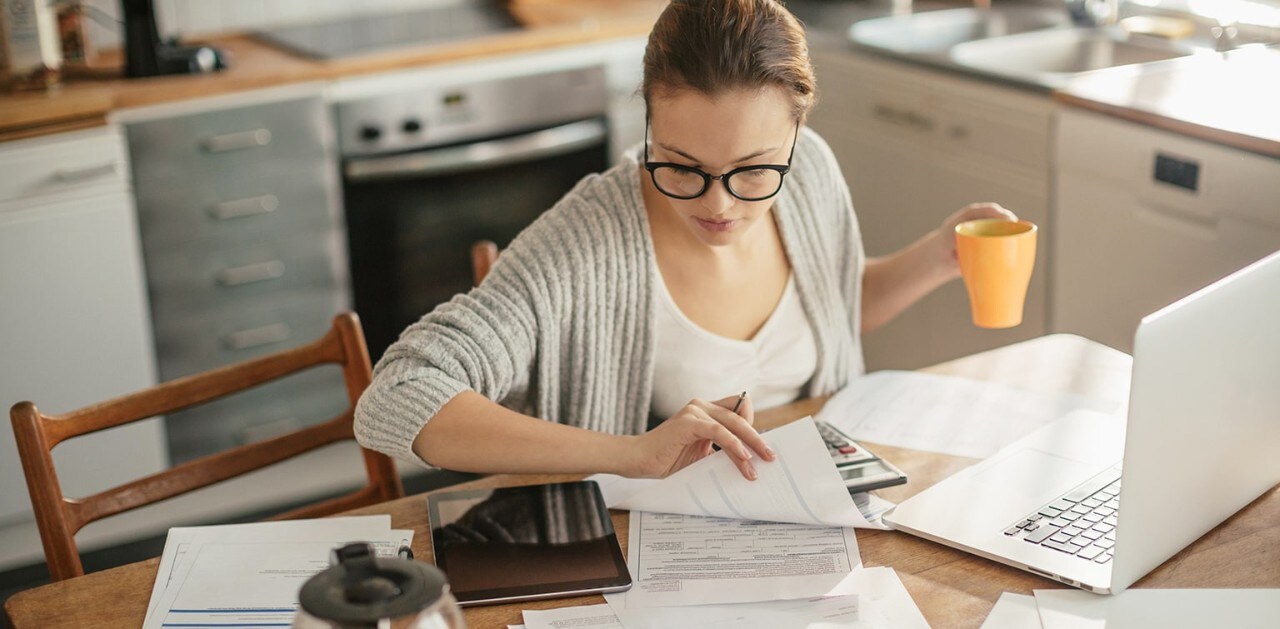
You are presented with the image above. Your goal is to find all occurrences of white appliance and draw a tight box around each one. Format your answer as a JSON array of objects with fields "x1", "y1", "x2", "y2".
[
  {"x1": 1052, "y1": 108, "x2": 1280, "y2": 352},
  {"x1": 884, "y1": 251, "x2": 1280, "y2": 593},
  {"x1": 0, "y1": 127, "x2": 167, "y2": 529}
]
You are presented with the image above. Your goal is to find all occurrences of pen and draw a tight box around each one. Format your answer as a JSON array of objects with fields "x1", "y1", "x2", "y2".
[{"x1": 712, "y1": 392, "x2": 748, "y2": 454}]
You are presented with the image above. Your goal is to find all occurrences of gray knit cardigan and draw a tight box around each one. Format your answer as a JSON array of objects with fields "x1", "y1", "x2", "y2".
[{"x1": 354, "y1": 127, "x2": 866, "y2": 466}]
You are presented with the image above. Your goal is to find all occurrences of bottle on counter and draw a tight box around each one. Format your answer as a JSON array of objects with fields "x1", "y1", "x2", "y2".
[{"x1": 0, "y1": 0, "x2": 63, "y2": 90}]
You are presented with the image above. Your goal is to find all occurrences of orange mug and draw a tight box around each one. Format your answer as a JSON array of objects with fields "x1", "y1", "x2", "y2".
[{"x1": 955, "y1": 219, "x2": 1037, "y2": 329}]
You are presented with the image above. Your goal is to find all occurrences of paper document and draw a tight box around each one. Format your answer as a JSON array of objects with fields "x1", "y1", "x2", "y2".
[
  {"x1": 612, "y1": 509, "x2": 860, "y2": 608},
  {"x1": 1034, "y1": 588, "x2": 1280, "y2": 629},
  {"x1": 522, "y1": 604, "x2": 622, "y2": 629},
  {"x1": 590, "y1": 417, "x2": 889, "y2": 529},
  {"x1": 603, "y1": 567, "x2": 926, "y2": 629},
  {"x1": 817, "y1": 371, "x2": 1116, "y2": 460},
  {"x1": 981, "y1": 592, "x2": 1042, "y2": 629},
  {"x1": 145, "y1": 515, "x2": 393, "y2": 624},
  {"x1": 143, "y1": 516, "x2": 411, "y2": 629}
]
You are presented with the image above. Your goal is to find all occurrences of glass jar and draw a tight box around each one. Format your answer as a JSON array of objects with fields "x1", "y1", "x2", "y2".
[{"x1": 294, "y1": 543, "x2": 465, "y2": 629}]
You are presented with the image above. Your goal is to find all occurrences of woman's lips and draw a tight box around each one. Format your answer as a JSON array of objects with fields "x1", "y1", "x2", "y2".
[{"x1": 695, "y1": 217, "x2": 739, "y2": 232}]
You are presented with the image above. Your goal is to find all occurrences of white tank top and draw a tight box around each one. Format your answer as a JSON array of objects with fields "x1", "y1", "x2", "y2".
[{"x1": 649, "y1": 268, "x2": 818, "y2": 423}]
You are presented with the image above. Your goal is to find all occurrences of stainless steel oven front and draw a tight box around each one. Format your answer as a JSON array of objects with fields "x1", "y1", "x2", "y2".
[{"x1": 338, "y1": 66, "x2": 610, "y2": 361}]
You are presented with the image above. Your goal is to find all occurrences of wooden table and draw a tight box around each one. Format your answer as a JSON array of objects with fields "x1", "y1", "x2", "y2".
[{"x1": 6, "y1": 335, "x2": 1278, "y2": 628}]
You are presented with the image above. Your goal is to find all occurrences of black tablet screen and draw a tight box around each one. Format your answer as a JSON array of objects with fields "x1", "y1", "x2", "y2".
[{"x1": 428, "y1": 481, "x2": 631, "y2": 605}]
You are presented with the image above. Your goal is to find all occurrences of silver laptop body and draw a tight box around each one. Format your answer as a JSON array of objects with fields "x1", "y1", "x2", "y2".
[{"x1": 883, "y1": 251, "x2": 1280, "y2": 594}]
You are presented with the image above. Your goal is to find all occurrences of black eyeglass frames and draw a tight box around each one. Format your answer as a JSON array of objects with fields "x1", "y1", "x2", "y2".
[{"x1": 643, "y1": 120, "x2": 799, "y2": 202}]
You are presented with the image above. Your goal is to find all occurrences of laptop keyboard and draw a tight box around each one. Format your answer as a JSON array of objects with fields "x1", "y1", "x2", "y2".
[{"x1": 1002, "y1": 468, "x2": 1122, "y2": 563}]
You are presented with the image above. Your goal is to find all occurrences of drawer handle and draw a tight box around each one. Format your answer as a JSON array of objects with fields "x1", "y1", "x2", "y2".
[
  {"x1": 209, "y1": 194, "x2": 279, "y2": 220},
  {"x1": 872, "y1": 103, "x2": 934, "y2": 132},
  {"x1": 202, "y1": 129, "x2": 273, "y2": 153},
  {"x1": 216, "y1": 260, "x2": 285, "y2": 287},
  {"x1": 223, "y1": 323, "x2": 291, "y2": 351},
  {"x1": 53, "y1": 162, "x2": 119, "y2": 182}
]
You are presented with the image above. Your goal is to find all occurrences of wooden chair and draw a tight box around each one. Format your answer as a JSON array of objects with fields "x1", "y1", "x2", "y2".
[
  {"x1": 9, "y1": 312, "x2": 404, "y2": 581},
  {"x1": 471, "y1": 240, "x2": 499, "y2": 286}
]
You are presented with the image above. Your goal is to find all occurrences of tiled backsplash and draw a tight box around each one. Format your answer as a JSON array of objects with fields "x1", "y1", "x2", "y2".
[{"x1": 82, "y1": 0, "x2": 449, "y2": 50}]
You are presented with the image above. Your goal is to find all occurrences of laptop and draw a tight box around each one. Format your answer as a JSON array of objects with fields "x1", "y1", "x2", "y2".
[{"x1": 883, "y1": 251, "x2": 1280, "y2": 594}]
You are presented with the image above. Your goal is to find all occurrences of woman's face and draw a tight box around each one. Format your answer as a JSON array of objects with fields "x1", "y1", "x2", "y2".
[{"x1": 645, "y1": 86, "x2": 797, "y2": 248}]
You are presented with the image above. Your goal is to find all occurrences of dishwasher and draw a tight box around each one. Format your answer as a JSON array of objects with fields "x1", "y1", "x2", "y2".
[{"x1": 1052, "y1": 109, "x2": 1280, "y2": 352}]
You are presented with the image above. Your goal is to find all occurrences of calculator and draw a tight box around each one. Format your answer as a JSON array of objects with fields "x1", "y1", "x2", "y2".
[{"x1": 816, "y1": 420, "x2": 908, "y2": 494}]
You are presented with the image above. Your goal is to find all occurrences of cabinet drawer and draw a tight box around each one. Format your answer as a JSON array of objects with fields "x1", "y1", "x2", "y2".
[
  {"x1": 127, "y1": 97, "x2": 329, "y2": 183},
  {"x1": 0, "y1": 126, "x2": 128, "y2": 205},
  {"x1": 153, "y1": 290, "x2": 348, "y2": 380},
  {"x1": 134, "y1": 163, "x2": 337, "y2": 248},
  {"x1": 145, "y1": 228, "x2": 347, "y2": 316},
  {"x1": 815, "y1": 51, "x2": 934, "y2": 142},
  {"x1": 164, "y1": 367, "x2": 349, "y2": 464}
]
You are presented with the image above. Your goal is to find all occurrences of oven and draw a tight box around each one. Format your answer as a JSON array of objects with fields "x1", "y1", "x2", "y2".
[{"x1": 338, "y1": 66, "x2": 611, "y2": 361}]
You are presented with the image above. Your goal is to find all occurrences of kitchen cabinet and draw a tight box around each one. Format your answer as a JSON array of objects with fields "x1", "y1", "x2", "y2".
[
  {"x1": 0, "y1": 125, "x2": 166, "y2": 557},
  {"x1": 124, "y1": 91, "x2": 351, "y2": 464},
  {"x1": 808, "y1": 49, "x2": 1053, "y2": 370},
  {"x1": 1053, "y1": 108, "x2": 1280, "y2": 352}
]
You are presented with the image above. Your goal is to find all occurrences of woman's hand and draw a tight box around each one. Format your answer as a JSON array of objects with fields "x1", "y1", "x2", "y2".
[
  {"x1": 628, "y1": 394, "x2": 777, "y2": 480},
  {"x1": 931, "y1": 202, "x2": 1018, "y2": 280}
]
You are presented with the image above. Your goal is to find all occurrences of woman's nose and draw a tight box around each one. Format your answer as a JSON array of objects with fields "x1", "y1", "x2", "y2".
[{"x1": 700, "y1": 179, "x2": 736, "y2": 215}]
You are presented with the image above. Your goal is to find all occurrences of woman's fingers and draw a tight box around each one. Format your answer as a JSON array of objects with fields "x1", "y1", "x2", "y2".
[
  {"x1": 689, "y1": 412, "x2": 758, "y2": 480},
  {"x1": 702, "y1": 399, "x2": 776, "y2": 461}
]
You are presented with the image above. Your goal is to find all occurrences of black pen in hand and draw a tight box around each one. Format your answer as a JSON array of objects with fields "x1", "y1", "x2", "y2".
[{"x1": 713, "y1": 391, "x2": 748, "y2": 452}]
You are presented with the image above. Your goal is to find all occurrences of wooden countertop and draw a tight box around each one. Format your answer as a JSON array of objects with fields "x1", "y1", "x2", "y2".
[
  {"x1": 1053, "y1": 45, "x2": 1280, "y2": 159},
  {"x1": 0, "y1": 0, "x2": 664, "y2": 141}
]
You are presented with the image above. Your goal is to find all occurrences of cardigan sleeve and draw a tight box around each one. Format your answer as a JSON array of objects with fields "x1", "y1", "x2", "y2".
[{"x1": 352, "y1": 243, "x2": 543, "y2": 466}]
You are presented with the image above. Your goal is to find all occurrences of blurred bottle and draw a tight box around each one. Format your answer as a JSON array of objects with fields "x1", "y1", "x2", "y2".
[
  {"x1": 55, "y1": 0, "x2": 92, "y2": 66},
  {"x1": 0, "y1": 0, "x2": 63, "y2": 90}
]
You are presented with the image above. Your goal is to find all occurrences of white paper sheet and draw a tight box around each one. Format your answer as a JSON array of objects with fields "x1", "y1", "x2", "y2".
[
  {"x1": 603, "y1": 567, "x2": 926, "y2": 629},
  {"x1": 143, "y1": 517, "x2": 409, "y2": 629},
  {"x1": 817, "y1": 371, "x2": 1116, "y2": 460},
  {"x1": 612, "y1": 509, "x2": 861, "y2": 608},
  {"x1": 981, "y1": 593, "x2": 1042, "y2": 629},
  {"x1": 589, "y1": 417, "x2": 888, "y2": 529},
  {"x1": 1034, "y1": 589, "x2": 1280, "y2": 629},
  {"x1": 144, "y1": 516, "x2": 394, "y2": 625},
  {"x1": 522, "y1": 604, "x2": 623, "y2": 629}
]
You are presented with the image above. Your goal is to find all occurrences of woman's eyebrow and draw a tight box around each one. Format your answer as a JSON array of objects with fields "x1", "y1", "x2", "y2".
[{"x1": 657, "y1": 142, "x2": 777, "y2": 165}]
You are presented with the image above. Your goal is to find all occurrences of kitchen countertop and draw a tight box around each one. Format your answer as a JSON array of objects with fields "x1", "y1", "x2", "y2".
[
  {"x1": 3, "y1": 0, "x2": 1277, "y2": 159},
  {"x1": 1053, "y1": 45, "x2": 1280, "y2": 159},
  {"x1": 0, "y1": 0, "x2": 666, "y2": 141}
]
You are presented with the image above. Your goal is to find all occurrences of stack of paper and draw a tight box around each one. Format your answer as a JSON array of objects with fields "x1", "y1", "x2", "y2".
[
  {"x1": 143, "y1": 515, "x2": 414, "y2": 629},
  {"x1": 574, "y1": 418, "x2": 927, "y2": 628},
  {"x1": 982, "y1": 589, "x2": 1280, "y2": 628},
  {"x1": 816, "y1": 371, "x2": 1119, "y2": 460}
]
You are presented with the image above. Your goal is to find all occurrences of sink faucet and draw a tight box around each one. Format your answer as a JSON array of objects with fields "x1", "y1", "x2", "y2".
[
  {"x1": 1066, "y1": 0, "x2": 1120, "y2": 26},
  {"x1": 1213, "y1": 20, "x2": 1241, "y2": 52}
]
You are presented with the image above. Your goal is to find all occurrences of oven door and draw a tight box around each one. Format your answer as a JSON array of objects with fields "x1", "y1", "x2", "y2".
[{"x1": 343, "y1": 117, "x2": 610, "y2": 361}]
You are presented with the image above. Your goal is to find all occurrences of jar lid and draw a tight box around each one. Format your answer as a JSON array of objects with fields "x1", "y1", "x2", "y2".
[{"x1": 299, "y1": 543, "x2": 449, "y2": 624}]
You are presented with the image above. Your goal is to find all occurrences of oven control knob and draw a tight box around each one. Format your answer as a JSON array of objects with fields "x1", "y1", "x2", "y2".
[
  {"x1": 402, "y1": 119, "x2": 422, "y2": 133},
  {"x1": 359, "y1": 125, "x2": 382, "y2": 142}
]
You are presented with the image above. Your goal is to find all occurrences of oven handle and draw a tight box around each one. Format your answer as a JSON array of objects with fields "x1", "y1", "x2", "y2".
[{"x1": 343, "y1": 119, "x2": 607, "y2": 182}]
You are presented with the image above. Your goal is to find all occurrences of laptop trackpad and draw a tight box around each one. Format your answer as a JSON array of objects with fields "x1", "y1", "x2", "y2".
[{"x1": 966, "y1": 448, "x2": 1101, "y2": 501}]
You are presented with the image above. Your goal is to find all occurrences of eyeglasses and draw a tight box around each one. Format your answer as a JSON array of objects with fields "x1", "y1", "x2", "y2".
[{"x1": 643, "y1": 119, "x2": 798, "y2": 202}]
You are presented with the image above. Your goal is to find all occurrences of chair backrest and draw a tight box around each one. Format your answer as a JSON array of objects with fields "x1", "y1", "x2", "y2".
[
  {"x1": 9, "y1": 312, "x2": 404, "y2": 581},
  {"x1": 471, "y1": 240, "x2": 499, "y2": 286}
]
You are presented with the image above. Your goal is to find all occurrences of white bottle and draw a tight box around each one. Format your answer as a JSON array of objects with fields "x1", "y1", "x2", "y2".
[{"x1": 1, "y1": 0, "x2": 63, "y2": 88}]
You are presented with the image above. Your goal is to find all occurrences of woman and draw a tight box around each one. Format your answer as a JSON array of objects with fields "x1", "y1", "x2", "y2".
[{"x1": 354, "y1": 0, "x2": 1014, "y2": 482}]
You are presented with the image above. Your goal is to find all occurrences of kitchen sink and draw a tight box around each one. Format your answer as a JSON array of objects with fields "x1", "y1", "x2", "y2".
[
  {"x1": 849, "y1": 6, "x2": 1070, "y2": 55},
  {"x1": 949, "y1": 26, "x2": 1196, "y2": 86}
]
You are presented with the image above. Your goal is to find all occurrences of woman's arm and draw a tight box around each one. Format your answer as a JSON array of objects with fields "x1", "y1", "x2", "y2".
[
  {"x1": 415, "y1": 391, "x2": 775, "y2": 479},
  {"x1": 861, "y1": 202, "x2": 1016, "y2": 332}
]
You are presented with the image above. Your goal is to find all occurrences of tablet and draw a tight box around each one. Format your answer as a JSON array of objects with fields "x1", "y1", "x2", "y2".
[{"x1": 427, "y1": 480, "x2": 632, "y2": 606}]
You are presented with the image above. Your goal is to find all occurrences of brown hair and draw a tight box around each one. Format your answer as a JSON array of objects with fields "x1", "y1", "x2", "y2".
[{"x1": 642, "y1": 0, "x2": 817, "y2": 121}]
